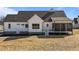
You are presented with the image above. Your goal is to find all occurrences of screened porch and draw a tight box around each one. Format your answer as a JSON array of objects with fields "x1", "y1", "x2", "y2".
[{"x1": 51, "y1": 23, "x2": 73, "y2": 33}]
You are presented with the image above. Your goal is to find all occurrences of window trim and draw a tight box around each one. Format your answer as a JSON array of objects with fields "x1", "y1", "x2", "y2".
[
  {"x1": 25, "y1": 24, "x2": 28, "y2": 28},
  {"x1": 21, "y1": 24, "x2": 24, "y2": 26},
  {"x1": 46, "y1": 24, "x2": 49, "y2": 27},
  {"x1": 32, "y1": 24, "x2": 40, "y2": 29},
  {"x1": 17, "y1": 24, "x2": 20, "y2": 25},
  {"x1": 8, "y1": 24, "x2": 11, "y2": 29}
]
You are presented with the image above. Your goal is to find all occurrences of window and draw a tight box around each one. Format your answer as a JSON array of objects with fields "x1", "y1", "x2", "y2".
[
  {"x1": 21, "y1": 24, "x2": 24, "y2": 25},
  {"x1": 25, "y1": 24, "x2": 28, "y2": 28},
  {"x1": 8, "y1": 24, "x2": 11, "y2": 29},
  {"x1": 17, "y1": 24, "x2": 20, "y2": 25},
  {"x1": 47, "y1": 24, "x2": 49, "y2": 27},
  {"x1": 32, "y1": 24, "x2": 39, "y2": 29}
]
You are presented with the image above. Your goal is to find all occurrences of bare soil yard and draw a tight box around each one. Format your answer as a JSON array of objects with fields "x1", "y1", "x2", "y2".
[{"x1": 0, "y1": 29, "x2": 79, "y2": 51}]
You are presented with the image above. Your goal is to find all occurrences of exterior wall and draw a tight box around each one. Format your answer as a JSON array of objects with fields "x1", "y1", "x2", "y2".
[
  {"x1": 4, "y1": 22, "x2": 28, "y2": 34},
  {"x1": 28, "y1": 14, "x2": 44, "y2": 32},
  {"x1": 42, "y1": 22, "x2": 52, "y2": 31}
]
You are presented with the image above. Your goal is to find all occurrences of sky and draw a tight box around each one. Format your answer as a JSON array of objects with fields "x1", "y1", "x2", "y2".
[{"x1": 0, "y1": 7, "x2": 79, "y2": 20}]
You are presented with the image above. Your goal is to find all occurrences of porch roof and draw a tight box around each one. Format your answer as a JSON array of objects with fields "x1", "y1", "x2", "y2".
[{"x1": 51, "y1": 17, "x2": 73, "y2": 23}]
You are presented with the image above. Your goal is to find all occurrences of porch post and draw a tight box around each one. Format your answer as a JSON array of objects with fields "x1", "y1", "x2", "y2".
[
  {"x1": 65, "y1": 24, "x2": 67, "y2": 33},
  {"x1": 54, "y1": 23, "x2": 55, "y2": 32},
  {"x1": 60, "y1": 24, "x2": 61, "y2": 33},
  {"x1": 53, "y1": 21, "x2": 55, "y2": 32},
  {"x1": 71, "y1": 23, "x2": 73, "y2": 35}
]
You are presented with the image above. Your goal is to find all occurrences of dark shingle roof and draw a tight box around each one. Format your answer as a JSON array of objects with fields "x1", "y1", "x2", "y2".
[
  {"x1": 4, "y1": 11, "x2": 67, "y2": 22},
  {"x1": 4, "y1": 15, "x2": 17, "y2": 22}
]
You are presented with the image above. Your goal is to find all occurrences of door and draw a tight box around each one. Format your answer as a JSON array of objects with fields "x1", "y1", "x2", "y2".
[
  {"x1": 46, "y1": 24, "x2": 49, "y2": 30},
  {"x1": 16, "y1": 24, "x2": 21, "y2": 34}
]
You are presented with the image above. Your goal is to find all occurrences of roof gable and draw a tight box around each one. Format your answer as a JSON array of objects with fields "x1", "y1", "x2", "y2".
[{"x1": 28, "y1": 14, "x2": 43, "y2": 22}]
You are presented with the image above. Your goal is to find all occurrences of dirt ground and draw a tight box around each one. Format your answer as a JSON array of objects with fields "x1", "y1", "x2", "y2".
[{"x1": 0, "y1": 29, "x2": 79, "y2": 51}]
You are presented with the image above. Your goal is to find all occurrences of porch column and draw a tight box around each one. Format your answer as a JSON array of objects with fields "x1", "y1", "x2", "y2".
[
  {"x1": 71, "y1": 23, "x2": 73, "y2": 35},
  {"x1": 53, "y1": 21, "x2": 55, "y2": 32},
  {"x1": 52, "y1": 21, "x2": 55, "y2": 32},
  {"x1": 65, "y1": 24, "x2": 67, "y2": 33},
  {"x1": 60, "y1": 24, "x2": 61, "y2": 33},
  {"x1": 54, "y1": 23, "x2": 55, "y2": 32}
]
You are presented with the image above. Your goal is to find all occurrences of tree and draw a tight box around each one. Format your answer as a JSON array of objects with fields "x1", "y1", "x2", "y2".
[{"x1": 0, "y1": 16, "x2": 5, "y2": 21}]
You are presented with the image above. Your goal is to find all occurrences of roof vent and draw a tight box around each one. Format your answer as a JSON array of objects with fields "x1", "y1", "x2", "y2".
[{"x1": 49, "y1": 8, "x2": 54, "y2": 12}]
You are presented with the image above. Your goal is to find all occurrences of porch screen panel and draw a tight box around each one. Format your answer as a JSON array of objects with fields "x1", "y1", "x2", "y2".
[
  {"x1": 55, "y1": 23, "x2": 60, "y2": 31},
  {"x1": 67, "y1": 23, "x2": 72, "y2": 31},
  {"x1": 52, "y1": 23, "x2": 55, "y2": 31},
  {"x1": 61, "y1": 23, "x2": 65, "y2": 31}
]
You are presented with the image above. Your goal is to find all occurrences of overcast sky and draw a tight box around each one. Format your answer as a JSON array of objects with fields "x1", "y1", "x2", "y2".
[{"x1": 0, "y1": 7, "x2": 79, "y2": 20}]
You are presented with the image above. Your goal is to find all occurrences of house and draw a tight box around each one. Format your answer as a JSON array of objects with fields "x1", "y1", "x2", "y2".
[
  {"x1": 73, "y1": 16, "x2": 79, "y2": 29},
  {"x1": 73, "y1": 18, "x2": 78, "y2": 28},
  {"x1": 3, "y1": 11, "x2": 73, "y2": 35}
]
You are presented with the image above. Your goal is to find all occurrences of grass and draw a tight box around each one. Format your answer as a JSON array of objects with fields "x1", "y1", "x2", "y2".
[{"x1": 0, "y1": 29, "x2": 79, "y2": 51}]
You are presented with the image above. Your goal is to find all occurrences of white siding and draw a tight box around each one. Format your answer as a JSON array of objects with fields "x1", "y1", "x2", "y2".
[
  {"x1": 4, "y1": 22, "x2": 28, "y2": 33},
  {"x1": 43, "y1": 22, "x2": 52, "y2": 31},
  {"x1": 28, "y1": 14, "x2": 44, "y2": 32}
]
